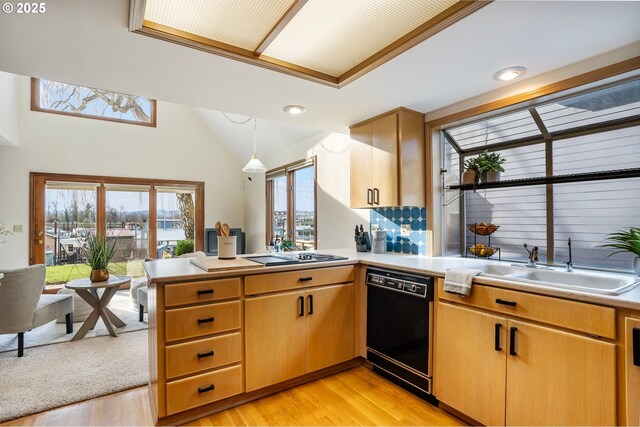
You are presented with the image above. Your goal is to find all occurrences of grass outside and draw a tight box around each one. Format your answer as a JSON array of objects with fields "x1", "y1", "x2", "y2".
[{"x1": 45, "y1": 262, "x2": 134, "y2": 284}]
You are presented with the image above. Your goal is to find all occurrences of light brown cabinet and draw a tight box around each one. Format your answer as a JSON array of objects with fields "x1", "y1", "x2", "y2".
[
  {"x1": 349, "y1": 108, "x2": 424, "y2": 208},
  {"x1": 435, "y1": 282, "x2": 617, "y2": 426},
  {"x1": 625, "y1": 317, "x2": 640, "y2": 426},
  {"x1": 245, "y1": 283, "x2": 354, "y2": 392}
]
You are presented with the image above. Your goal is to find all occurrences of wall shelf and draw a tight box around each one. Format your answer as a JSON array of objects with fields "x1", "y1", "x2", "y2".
[{"x1": 447, "y1": 168, "x2": 640, "y2": 191}]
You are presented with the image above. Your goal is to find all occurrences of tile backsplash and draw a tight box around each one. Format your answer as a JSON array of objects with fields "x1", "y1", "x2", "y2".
[{"x1": 370, "y1": 207, "x2": 427, "y2": 255}]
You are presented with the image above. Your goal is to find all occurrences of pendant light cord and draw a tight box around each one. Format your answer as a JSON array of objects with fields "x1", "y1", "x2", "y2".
[
  {"x1": 253, "y1": 117, "x2": 257, "y2": 155},
  {"x1": 222, "y1": 111, "x2": 253, "y2": 125}
]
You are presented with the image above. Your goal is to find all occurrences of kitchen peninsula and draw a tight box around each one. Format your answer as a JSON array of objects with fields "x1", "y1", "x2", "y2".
[{"x1": 144, "y1": 251, "x2": 640, "y2": 426}]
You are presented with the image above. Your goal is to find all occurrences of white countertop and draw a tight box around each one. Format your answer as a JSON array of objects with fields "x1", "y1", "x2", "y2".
[{"x1": 144, "y1": 249, "x2": 640, "y2": 311}]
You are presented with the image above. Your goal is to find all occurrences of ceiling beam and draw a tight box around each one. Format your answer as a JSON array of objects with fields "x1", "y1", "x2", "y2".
[
  {"x1": 254, "y1": 0, "x2": 308, "y2": 56},
  {"x1": 129, "y1": 0, "x2": 146, "y2": 32}
]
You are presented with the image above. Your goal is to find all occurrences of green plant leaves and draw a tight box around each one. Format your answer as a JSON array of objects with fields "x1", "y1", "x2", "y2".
[{"x1": 600, "y1": 227, "x2": 640, "y2": 257}]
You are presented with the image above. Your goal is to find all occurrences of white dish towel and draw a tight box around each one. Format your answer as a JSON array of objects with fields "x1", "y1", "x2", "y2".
[{"x1": 444, "y1": 268, "x2": 482, "y2": 297}]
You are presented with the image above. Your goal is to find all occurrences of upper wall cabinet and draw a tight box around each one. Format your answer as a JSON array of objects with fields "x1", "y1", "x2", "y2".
[{"x1": 350, "y1": 108, "x2": 424, "y2": 208}]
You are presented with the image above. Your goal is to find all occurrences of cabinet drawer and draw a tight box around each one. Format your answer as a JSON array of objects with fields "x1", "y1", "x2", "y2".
[
  {"x1": 245, "y1": 266, "x2": 354, "y2": 295},
  {"x1": 165, "y1": 301, "x2": 241, "y2": 342},
  {"x1": 166, "y1": 332, "x2": 242, "y2": 380},
  {"x1": 437, "y1": 280, "x2": 615, "y2": 339},
  {"x1": 166, "y1": 364, "x2": 243, "y2": 415},
  {"x1": 165, "y1": 278, "x2": 240, "y2": 307}
]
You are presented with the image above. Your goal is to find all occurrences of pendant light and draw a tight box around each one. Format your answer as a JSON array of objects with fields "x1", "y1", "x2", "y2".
[{"x1": 242, "y1": 117, "x2": 266, "y2": 173}]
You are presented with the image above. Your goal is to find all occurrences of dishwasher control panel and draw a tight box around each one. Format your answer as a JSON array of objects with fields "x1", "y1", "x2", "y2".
[{"x1": 366, "y1": 269, "x2": 433, "y2": 299}]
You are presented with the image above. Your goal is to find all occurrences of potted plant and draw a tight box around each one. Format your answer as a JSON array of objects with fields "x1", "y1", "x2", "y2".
[
  {"x1": 476, "y1": 150, "x2": 506, "y2": 183},
  {"x1": 462, "y1": 158, "x2": 480, "y2": 185},
  {"x1": 81, "y1": 233, "x2": 118, "y2": 282},
  {"x1": 600, "y1": 227, "x2": 640, "y2": 276}
]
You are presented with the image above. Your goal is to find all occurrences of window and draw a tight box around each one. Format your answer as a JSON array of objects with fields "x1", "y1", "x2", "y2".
[
  {"x1": 442, "y1": 77, "x2": 640, "y2": 272},
  {"x1": 31, "y1": 78, "x2": 156, "y2": 126},
  {"x1": 31, "y1": 173, "x2": 203, "y2": 285},
  {"x1": 266, "y1": 158, "x2": 316, "y2": 250}
]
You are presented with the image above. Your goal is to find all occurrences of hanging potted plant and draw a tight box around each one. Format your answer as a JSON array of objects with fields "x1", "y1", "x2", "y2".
[
  {"x1": 81, "y1": 233, "x2": 118, "y2": 282},
  {"x1": 462, "y1": 158, "x2": 480, "y2": 185},
  {"x1": 476, "y1": 150, "x2": 506, "y2": 183},
  {"x1": 600, "y1": 227, "x2": 640, "y2": 276}
]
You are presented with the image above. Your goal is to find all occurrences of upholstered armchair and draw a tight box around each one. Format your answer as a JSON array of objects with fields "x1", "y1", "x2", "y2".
[{"x1": 0, "y1": 265, "x2": 74, "y2": 357}]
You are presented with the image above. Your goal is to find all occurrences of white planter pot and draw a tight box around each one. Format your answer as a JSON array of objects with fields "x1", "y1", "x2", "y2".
[{"x1": 486, "y1": 171, "x2": 501, "y2": 182}]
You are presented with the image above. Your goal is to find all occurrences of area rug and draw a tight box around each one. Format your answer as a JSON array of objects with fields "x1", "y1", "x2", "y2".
[
  {"x1": 0, "y1": 329, "x2": 149, "y2": 422},
  {"x1": 0, "y1": 290, "x2": 147, "y2": 354}
]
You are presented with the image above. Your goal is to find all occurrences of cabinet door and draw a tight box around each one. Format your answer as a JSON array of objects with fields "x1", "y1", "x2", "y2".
[
  {"x1": 435, "y1": 302, "x2": 507, "y2": 426},
  {"x1": 305, "y1": 284, "x2": 354, "y2": 372},
  {"x1": 371, "y1": 113, "x2": 398, "y2": 207},
  {"x1": 350, "y1": 121, "x2": 373, "y2": 208},
  {"x1": 244, "y1": 291, "x2": 306, "y2": 392},
  {"x1": 506, "y1": 319, "x2": 616, "y2": 426},
  {"x1": 625, "y1": 317, "x2": 640, "y2": 427}
]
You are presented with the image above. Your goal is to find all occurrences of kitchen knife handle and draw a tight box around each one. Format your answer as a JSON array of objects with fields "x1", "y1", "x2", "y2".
[
  {"x1": 633, "y1": 327, "x2": 640, "y2": 367},
  {"x1": 367, "y1": 189, "x2": 373, "y2": 205},
  {"x1": 298, "y1": 296, "x2": 304, "y2": 317},
  {"x1": 509, "y1": 326, "x2": 517, "y2": 356},
  {"x1": 197, "y1": 289, "x2": 214, "y2": 295},
  {"x1": 308, "y1": 294, "x2": 314, "y2": 315},
  {"x1": 495, "y1": 323, "x2": 502, "y2": 351},
  {"x1": 373, "y1": 188, "x2": 380, "y2": 205}
]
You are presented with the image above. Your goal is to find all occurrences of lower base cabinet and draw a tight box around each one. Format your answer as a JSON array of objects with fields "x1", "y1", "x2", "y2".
[
  {"x1": 245, "y1": 283, "x2": 354, "y2": 392},
  {"x1": 626, "y1": 317, "x2": 640, "y2": 426},
  {"x1": 436, "y1": 302, "x2": 616, "y2": 426}
]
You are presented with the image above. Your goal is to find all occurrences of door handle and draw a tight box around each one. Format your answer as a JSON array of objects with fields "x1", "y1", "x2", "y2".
[
  {"x1": 496, "y1": 298, "x2": 517, "y2": 307},
  {"x1": 308, "y1": 294, "x2": 314, "y2": 315},
  {"x1": 299, "y1": 276, "x2": 313, "y2": 282},
  {"x1": 495, "y1": 323, "x2": 502, "y2": 351},
  {"x1": 633, "y1": 327, "x2": 640, "y2": 367},
  {"x1": 373, "y1": 188, "x2": 380, "y2": 205},
  {"x1": 367, "y1": 189, "x2": 373, "y2": 205},
  {"x1": 197, "y1": 317, "x2": 214, "y2": 324},
  {"x1": 298, "y1": 296, "x2": 304, "y2": 317},
  {"x1": 509, "y1": 327, "x2": 517, "y2": 356},
  {"x1": 197, "y1": 289, "x2": 214, "y2": 295}
]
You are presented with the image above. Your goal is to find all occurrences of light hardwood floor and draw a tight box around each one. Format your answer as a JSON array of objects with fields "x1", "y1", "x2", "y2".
[{"x1": 3, "y1": 366, "x2": 465, "y2": 426}]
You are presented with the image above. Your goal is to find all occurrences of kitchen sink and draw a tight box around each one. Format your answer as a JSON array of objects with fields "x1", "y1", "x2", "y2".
[{"x1": 474, "y1": 264, "x2": 640, "y2": 295}]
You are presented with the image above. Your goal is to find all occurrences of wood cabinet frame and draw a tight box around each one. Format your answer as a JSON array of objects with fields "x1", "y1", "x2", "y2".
[{"x1": 29, "y1": 172, "x2": 204, "y2": 265}]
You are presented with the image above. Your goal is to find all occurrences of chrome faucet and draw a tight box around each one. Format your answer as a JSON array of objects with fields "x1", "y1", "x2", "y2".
[
  {"x1": 566, "y1": 238, "x2": 574, "y2": 272},
  {"x1": 523, "y1": 243, "x2": 539, "y2": 268}
]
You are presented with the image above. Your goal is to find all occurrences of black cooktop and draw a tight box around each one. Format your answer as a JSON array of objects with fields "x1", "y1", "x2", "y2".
[{"x1": 246, "y1": 253, "x2": 348, "y2": 267}]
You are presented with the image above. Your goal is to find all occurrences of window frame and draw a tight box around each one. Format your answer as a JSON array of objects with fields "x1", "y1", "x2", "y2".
[
  {"x1": 29, "y1": 172, "x2": 203, "y2": 265},
  {"x1": 31, "y1": 78, "x2": 157, "y2": 127},
  {"x1": 265, "y1": 157, "x2": 317, "y2": 249},
  {"x1": 440, "y1": 76, "x2": 640, "y2": 271}
]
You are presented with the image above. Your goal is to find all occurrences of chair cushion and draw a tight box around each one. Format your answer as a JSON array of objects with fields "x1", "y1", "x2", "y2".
[
  {"x1": 138, "y1": 287, "x2": 148, "y2": 312},
  {"x1": 34, "y1": 294, "x2": 73, "y2": 329},
  {"x1": 129, "y1": 278, "x2": 148, "y2": 309},
  {"x1": 56, "y1": 288, "x2": 93, "y2": 323}
]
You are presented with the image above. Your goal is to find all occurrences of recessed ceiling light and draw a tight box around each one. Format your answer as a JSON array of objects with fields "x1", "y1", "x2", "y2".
[
  {"x1": 283, "y1": 105, "x2": 306, "y2": 115},
  {"x1": 493, "y1": 66, "x2": 527, "y2": 81}
]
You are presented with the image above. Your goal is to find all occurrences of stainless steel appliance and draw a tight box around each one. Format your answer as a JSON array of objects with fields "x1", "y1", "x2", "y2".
[
  {"x1": 366, "y1": 267, "x2": 436, "y2": 403},
  {"x1": 246, "y1": 253, "x2": 348, "y2": 267}
]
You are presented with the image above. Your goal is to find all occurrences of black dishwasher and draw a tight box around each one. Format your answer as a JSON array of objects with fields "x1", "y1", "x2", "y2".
[{"x1": 366, "y1": 267, "x2": 436, "y2": 403}]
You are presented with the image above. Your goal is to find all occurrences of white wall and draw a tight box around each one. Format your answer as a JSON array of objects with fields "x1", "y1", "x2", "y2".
[
  {"x1": 0, "y1": 75, "x2": 244, "y2": 268},
  {"x1": 243, "y1": 131, "x2": 369, "y2": 253},
  {"x1": 0, "y1": 71, "x2": 19, "y2": 146}
]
